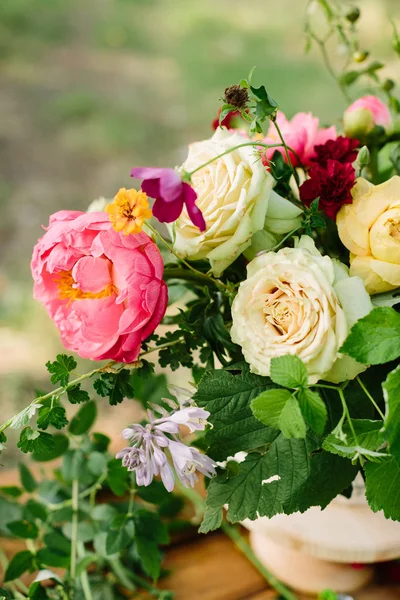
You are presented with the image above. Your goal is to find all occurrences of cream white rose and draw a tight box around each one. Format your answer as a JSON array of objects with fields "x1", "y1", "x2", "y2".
[
  {"x1": 171, "y1": 128, "x2": 274, "y2": 276},
  {"x1": 231, "y1": 236, "x2": 373, "y2": 384}
]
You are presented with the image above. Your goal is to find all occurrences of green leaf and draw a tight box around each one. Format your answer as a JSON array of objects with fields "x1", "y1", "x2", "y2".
[
  {"x1": 323, "y1": 420, "x2": 385, "y2": 461},
  {"x1": 69, "y1": 401, "x2": 97, "y2": 436},
  {"x1": 199, "y1": 506, "x2": 223, "y2": 534},
  {"x1": 0, "y1": 486, "x2": 22, "y2": 498},
  {"x1": 107, "y1": 458, "x2": 129, "y2": 496},
  {"x1": 220, "y1": 103, "x2": 237, "y2": 121},
  {"x1": 270, "y1": 355, "x2": 308, "y2": 388},
  {"x1": 91, "y1": 432, "x2": 111, "y2": 452},
  {"x1": 4, "y1": 550, "x2": 34, "y2": 582},
  {"x1": 250, "y1": 85, "x2": 279, "y2": 120},
  {"x1": 201, "y1": 436, "x2": 357, "y2": 531},
  {"x1": 365, "y1": 457, "x2": 400, "y2": 520},
  {"x1": 28, "y1": 582, "x2": 48, "y2": 600},
  {"x1": 43, "y1": 529, "x2": 71, "y2": 556},
  {"x1": 32, "y1": 434, "x2": 69, "y2": 462},
  {"x1": 46, "y1": 354, "x2": 77, "y2": 387},
  {"x1": 339, "y1": 70, "x2": 361, "y2": 86},
  {"x1": 251, "y1": 389, "x2": 292, "y2": 429},
  {"x1": 134, "y1": 510, "x2": 169, "y2": 580},
  {"x1": 93, "y1": 370, "x2": 134, "y2": 405},
  {"x1": 279, "y1": 395, "x2": 307, "y2": 439},
  {"x1": 298, "y1": 389, "x2": 327, "y2": 434},
  {"x1": 135, "y1": 536, "x2": 162, "y2": 580},
  {"x1": 37, "y1": 405, "x2": 68, "y2": 431},
  {"x1": 87, "y1": 451, "x2": 108, "y2": 476},
  {"x1": 383, "y1": 364, "x2": 400, "y2": 460},
  {"x1": 0, "y1": 587, "x2": 13, "y2": 599},
  {"x1": 7, "y1": 520, "x2": 39, "y2": 539},
  {"x1": 23, "y1": 499, "x2": 48, "y2": 523},
  {"x1": 63, "y1": 521, "x2": 96, "y2": 543},
  {"x1": 18, "y1": 427, "x2": 55, "y2": 455},
  {"x1": 36, "y1": 548, "x2": 70, "y2": 569},
  {"x1": 67, "y1": 385, "x2": 90, "y2": 405},
  {"x1": 19, "y1": 463, "x2": 37, "y2": 492},
  {"x1": 194, "y1": 369, "x2": 278, "y2": 461},
  {"x1": 341, "y1": 307, "x2": 400, "y2": 364},
  {"x1": 105, "y1": 527, "x2": 130, "y2": 555}
]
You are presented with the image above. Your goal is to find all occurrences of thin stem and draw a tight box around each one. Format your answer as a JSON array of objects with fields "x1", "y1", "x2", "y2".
[
  {"x1": 356, "y1": 376, "x2": 385, "y2": 420},
  {"x1": 70, "y1": 478, "x2": 79, "y2": 583},
  {"x1": 175, "y1": 481, "x2": 297, "y2": 600},
  {"x1": 47, "y1": 472, "x2": 107, "y2": 511},
  {"x1": 221, "y1": 522, "x2": 297, "y2": 600},
  {"x1": 77, "y1": 542, "x2": 94, "y2": 600},
  {"x1": 108, "y1": 558, "x2": 136, "y2": 592},
  {"x1": 270, "y1": 226, "x2": 302, "y2": 252},
  {"x1": 338, "y1": 388, "x2": 358, "y2": 443},
  {"x1": 271, "y1": 119, "x2": 300, "y2": 188},
  {"x1": 127, "y1": 485, "x2": 136, "y2": 518},
  {"x1": 146, "y1": 222, "x2": 230, "y2": 293},
  {"x1": 312, "y1": 383, "x2": 342, "y2": 391},
  {"x1": 163, "y1": 267, "x2": 228, "y2": 290},
  {"x1": 140, "y1": 339, "x2": 184, "y2": 358}
]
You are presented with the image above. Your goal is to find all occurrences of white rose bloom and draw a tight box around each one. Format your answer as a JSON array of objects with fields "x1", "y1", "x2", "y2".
[
  {"x1": 171, "y1": 128, "x2": 274, "y2": 276},
  {"x1": 231, "y1": 236, "x2": 373, "y2": 384}
]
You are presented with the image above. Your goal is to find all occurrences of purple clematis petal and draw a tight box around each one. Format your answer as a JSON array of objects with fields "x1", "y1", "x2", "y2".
[{"x1": 131, "y1": 166, "x2": 206, "y2": 231}]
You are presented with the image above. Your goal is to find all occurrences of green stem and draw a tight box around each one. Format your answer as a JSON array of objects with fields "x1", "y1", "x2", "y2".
[
  {"x1": 108, "y1": 558, "x2": 136, "y2": 592},
  {"x1": 163, "y1": 267, "x2": 226, "y2": 289},
  {"x1": 47, "y1": 472, "x2": 107, "y2": 511},
  {"x1": 141, "y1": 339, "x2": 184, "y2": 357},
  {"x1": 77, "y1": 542, "x2": 93, "y2": 600},
  {"x1": 271, "y1": 119, "x2": 300, "y2": 188},
  {"x1": 356, "y1": 376, "x2": 385, "y2": 420},
  {"x1": 175, "y1": 481, "x2": 297, "y2": 600},
  {"x1": 270, "y1": 226, "x2": 302, "y2": 252},
  {"x1": 221, "y1": 522, "x2": 297, "y2": 600},
  {"x1": 338, "y1": 388, "x2": 359, "y2": 443},
  {"x1": 146, "y1": 222, "x2": 230, "y2": 293},
  {"x1": 70, "y1": 479, "x2": 79, "y2": 583}
]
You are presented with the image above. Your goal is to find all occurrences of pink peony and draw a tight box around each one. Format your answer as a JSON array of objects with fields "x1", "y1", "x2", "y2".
[
  {"x1": 31, "y1": 211, "x2": 168, "y2": 363},
  {"x1": 345, "y1": 95, "x2": 391, "y2": 131},
  {"x1": 262, "y1": 111, "x2": 337, "y2": 167}
]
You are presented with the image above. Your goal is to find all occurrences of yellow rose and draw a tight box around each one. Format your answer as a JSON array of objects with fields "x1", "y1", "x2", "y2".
[{"x1": 337, "y1": 176, "x2": 400, "y2": 294}]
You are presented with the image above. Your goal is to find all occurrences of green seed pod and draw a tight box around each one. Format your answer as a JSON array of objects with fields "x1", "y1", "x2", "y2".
[
  {"x1": 382, "y1": 79, "x2": 395, "y2": 93},
  {"x1": 353, "y1": 50, "x2": 369, "y2": 63},
  {"x1": 346, "y1": 6, "x2": 361, "y2": 23}
]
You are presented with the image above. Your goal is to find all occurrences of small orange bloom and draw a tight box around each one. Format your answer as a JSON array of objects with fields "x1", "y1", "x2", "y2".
[{"x1": 106, "y1": 188, "x2": 152, "y2": 235}]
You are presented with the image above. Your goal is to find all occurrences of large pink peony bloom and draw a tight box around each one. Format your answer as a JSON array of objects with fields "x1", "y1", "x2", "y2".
[
  {"x1": 31, "y1": 211, "x2": 168, "y2": 363},
  {"x1": 262, "y1": 111, "x2": 337, "y2": 167}
]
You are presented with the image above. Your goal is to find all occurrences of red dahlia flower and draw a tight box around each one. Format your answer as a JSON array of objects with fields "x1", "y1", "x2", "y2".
[
  {"x1": 299, "y1": 159, "x2": 356, "y2": 220},
  {"x1": 312, "y1": 136, "x2": 359, "y2": 168}
]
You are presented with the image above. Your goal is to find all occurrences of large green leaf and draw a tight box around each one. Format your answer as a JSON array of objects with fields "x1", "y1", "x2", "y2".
[
  {"x1": 194, "y1": 369, "x2": 278, "y2": 460},
  {"x1": 383, "y1": 364, "x2": 400, "y2": 461},
  {"x1": 365, "y1": 457, "x2": 400, "y2": 521}
]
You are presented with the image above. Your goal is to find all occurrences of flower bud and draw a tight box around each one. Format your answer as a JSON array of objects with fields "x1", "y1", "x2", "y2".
[
  {"x1": 382, "y1": 79, "x2": 395, "y2": 93},
  {"x1": 346, "y1": 6, "x2": 360, "y2": 23},
  {"x1": 353, "y1": 50, "x2": 369, "y2": 63},
  {"x1": 357, "y1": 145, "x2": 370, "y2": 169},
  {"x1": 344, "y1": 107, "x2": 375, "y2": 138}
]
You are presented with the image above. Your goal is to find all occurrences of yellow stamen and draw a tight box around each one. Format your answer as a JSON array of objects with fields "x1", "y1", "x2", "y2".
[
  {"x1": 105, "y1": 188, "x2": 152, "y2": 236},
  {"x1": 56, "y1": 270, "x2": 117, "y2": 303}
]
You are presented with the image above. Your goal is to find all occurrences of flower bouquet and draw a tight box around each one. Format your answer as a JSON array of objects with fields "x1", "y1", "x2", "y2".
[{"x1": 2, "y1": 1, "x2": 400, "y2": 598}]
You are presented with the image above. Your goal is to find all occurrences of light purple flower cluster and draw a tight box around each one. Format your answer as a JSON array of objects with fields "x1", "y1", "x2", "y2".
[{"x1": 116, "y1": 386, "x2": 215, "y2": 492}]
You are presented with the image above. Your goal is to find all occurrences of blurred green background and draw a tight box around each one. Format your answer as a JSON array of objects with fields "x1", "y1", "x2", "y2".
[{"x1": 0, "y1": 0, "x2": 399, "y2": 447}]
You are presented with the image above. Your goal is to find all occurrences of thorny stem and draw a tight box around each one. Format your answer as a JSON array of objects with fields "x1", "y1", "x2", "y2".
[
  {"x1": 356, "y1": 376, "x2": 385, "y2": 420},
  {"x1": 175, "y1": 481, "x2": 297, "y2": 600}
]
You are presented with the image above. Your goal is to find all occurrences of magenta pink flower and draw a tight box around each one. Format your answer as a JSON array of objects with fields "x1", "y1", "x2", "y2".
[
  {"x1": 131, "y1": 167, "x2": 206, "y2": 231},
  {"x1": 31, "y1": 211, "x2": 167, "y2": 363},
  {"x1": 262, "y1": 111, "x2": 337, "y2": 167}
]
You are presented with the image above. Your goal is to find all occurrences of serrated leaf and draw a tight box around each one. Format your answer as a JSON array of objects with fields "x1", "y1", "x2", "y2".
[
  {"x1": 93, "y1": 370, "x2": 134, "y2": 406},
  {"x1": 278, "y1": 395, "x2": 306, "y2": 439},
  {"x1": 270, "y1": 355, "x2": 308, "y2": 388},
  {"x1": 323, "y1": 420, "x2": 385, "y2": 460},
  {"x1": 37, "y1": 405, "x2": 68, "y2": 430},
  {"x1": 46, "y1": 354, "x2": 77, "y2": 387},
  {"x1": 67, "y1": 385, "x2": 90, "y2": 405},
  {"x1": 18, "y1": 463, "x2": 37, "y2": 492},
  {"x1": 32, "y1": 434, "x2": 69, "y2": 462},
  {"x1": 365, "y1": 457, "x2": 400, "y2": 520},
  {"x1": 341, "y1": 307, "x2": 400, "y2": 364},
  {"x1": 69, "y1": 401, "x2": 97, "y2": 436},
  {"x1": 199, "y1": 505, "x2": 223, "y2": 533},
  {"x1": 193, "y1": 369, "x2": 278, "y2": 461},
  {"x1": 250, "y1": 388, "x2": 292, "y2": 429},
  {"x1": 4, "y1": 550, "x2": 34, "y2": 582},
  {"x1": 383, "y1": 364, "x2": 400, "y2": 460},
  {"x1": 298, "y1": 388, "x2": 327, "y2": 434},
  {"x1": 250, "y1": 84, "x2": 279, "y2": 120},
  {"x1": 202, "y1": 438, "x2": 357, "y2": 526},
  {"x1": 17, "y1": 427, "x2": 55, "y2": 455}
]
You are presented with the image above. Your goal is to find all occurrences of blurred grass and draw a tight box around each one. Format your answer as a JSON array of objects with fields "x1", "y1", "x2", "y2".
[{"x1": 0, "y1": 0, "x2": 399, "y2": 444}]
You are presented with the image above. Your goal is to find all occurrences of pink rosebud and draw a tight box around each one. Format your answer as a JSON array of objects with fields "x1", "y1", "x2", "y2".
[
  {"x1": 31, "y1": 211, "x2": 168, "y2": 363},
  {"x1": 131, "y1": 167, "x2": 206, "y2": 231},
  {"x1": 262, "y1": 111, "x2": 337, "y2": 167},
  {"x1": 344, "y1": 95, "x2": 391, "y2": 138}
]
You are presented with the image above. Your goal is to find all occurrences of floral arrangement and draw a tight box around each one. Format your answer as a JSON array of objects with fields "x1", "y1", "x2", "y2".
[{"x1": 2, "y1": 1, "x2": 400, "y2": 599}]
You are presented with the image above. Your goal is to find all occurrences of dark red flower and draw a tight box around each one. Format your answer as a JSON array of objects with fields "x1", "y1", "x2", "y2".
[
  {"x1": 212, "y1": 108, "x2": 242, "y2": 131},
  {"x1": 312, "y1": 136, "x2": 359, "y2": 168},
  {"x1": 299, "y1": 159, "x2": 356, "y2": 220},
  {"x1": 131, "y1": 167, "x2": 206, "y2": 231}
]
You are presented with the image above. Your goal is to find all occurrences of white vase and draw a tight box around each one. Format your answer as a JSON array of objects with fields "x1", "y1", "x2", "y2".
[{"x1": 241, "y1": 476, "x2": 400, "y2": 596}]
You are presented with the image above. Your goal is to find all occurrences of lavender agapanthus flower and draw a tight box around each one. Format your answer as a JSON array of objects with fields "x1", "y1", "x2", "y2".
[{"x1": 116, "y1": 390, "x2": 215, "y2": 492}]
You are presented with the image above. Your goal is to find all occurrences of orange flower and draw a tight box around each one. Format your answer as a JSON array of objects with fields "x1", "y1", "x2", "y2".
[{"x1": 106, "y1": 188, "x2": 152, "y2": 235}]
